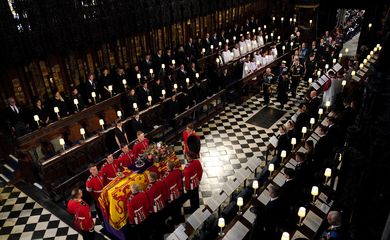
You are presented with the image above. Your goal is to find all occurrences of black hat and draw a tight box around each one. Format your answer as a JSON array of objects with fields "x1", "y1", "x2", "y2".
[{"x1": 187, "y1": 135, "x2": 200, "y2": 155}]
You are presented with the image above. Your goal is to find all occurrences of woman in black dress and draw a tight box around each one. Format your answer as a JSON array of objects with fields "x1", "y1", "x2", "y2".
[
  {"x1": 33, "y1": 99, "x2": 50, "y2": 127},
  {"x1": 114, "y1": 120, "x2": 129, "y2": 149}
]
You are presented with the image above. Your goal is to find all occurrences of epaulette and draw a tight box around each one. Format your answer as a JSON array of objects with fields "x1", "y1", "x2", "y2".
[{"x1": 87, "y1": 175, "x2": 93, "y2": 181}]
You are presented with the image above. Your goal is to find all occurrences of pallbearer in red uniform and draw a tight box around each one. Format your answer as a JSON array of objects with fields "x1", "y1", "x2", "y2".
[
  {"x1": 127, "y1": 183, "x2": 150, "y2": 225},
  {"x1": 182, "y1": 123, "x2": 200, "y2": 154},
  {"x1": 162, "y1": 161, "x2": 184, "y2": 224},
  {"x1": 117, "y1": 144, "x2": 134, "y2": 169},
  {"x1": 184, "y1": 135, "x2": 203, "y2": 213},
  {"x1": 85, "y1": 163, "x2": 104, "y2": 224},
  {"x1": 145, "y1": 172, "x2": 168, "y2": 213},
  {"x1": 132, "y1": 131, "x2": 149, "y2": 159},
  {"x1": 100, "y1": 154, "x2": 119, "y2": 185},
  {"x1": 68, "y1": 188, "x2": 95, "y2": 240}
]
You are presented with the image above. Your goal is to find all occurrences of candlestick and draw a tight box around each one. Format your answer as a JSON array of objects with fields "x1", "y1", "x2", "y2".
[
  {"x1": 297, "y1": 207, "x2": 306, "y2": 226},
  {"x1": 117, "y1": 110, "x2": 122, "y2": 119},
  {"x1": 310, "y1": 117, "x2": 315, "y2": 129},
  {"x1": 345, "y1": 48, "x2": 349, "y2": 54},
  {"x1": 34, "y1": 115, "x2": 40, "y2": 127},
  {"x1": 161, "y1": 63, "x2": 165, "y2": 70},
  {"x1": 59, "y1": 138, "x2": 65, "y2": 151},
  {"x1": 332, "y1": 58, "x2": 337, "y2": 65},
  {"x1": 173, "y1": 83, "x2": 178, "y2": 92},
  {"x1": 325, "y1": 100, "x2": 331, "y2": 113},
  {"x1": 291, "y1": 137, "x2": 296, "y2": 151},
  {"x1": 237, "y1": 197, "x2": 243, "y2": 215},
  {"x1": 280, "y1": 150, "x2": 287, "y2": 166},
  {"x1": 290, "y1": 41, "x2": 293, "y2": 50},
  {"x1": 54, "y1": 107, "x2": 60, "y2": 120},
  {"x1": 308, "y1": 77, "x2": 313, "y2": 85},
  {"x1": 301, "y1": 127, "x2": 307, "y2": 140},
  {"x1": 99, "y1": 119, "x2": 104, "y2": 130},
  {"x1": 162, "y1": 89, "x2": 166, "y2": 99},
  {"x1": 318, "y1": 108, "x2": 323, "y2": 119},
  {"x1": 148, "y1": 96, "x2": 152, "y2": 106},
  {"x1": 281, "y1": 232, "x2": 290, "y2": 240},
  {"x1": 252, "y1": 180, "x2": 259, "y2": 197},
  {"x1": 133, "y1": 102, "x2": 138, "y2": 111},
  {"x1": 324, "y1": 168, "x2": 332, "y2": 185},
  {"x1": 186, "y1": 78, "x2": 190, "y2": 86},
  {"x1": 80, "y1": 128, "x2": 86, "y2": 140},
  {"x1": 149, "y1": 68, "x2": 154, "y2": 77},
  {"x1": 309, "y1": 19, "x2": 313, "y2": 27},
  {"x1": 311, "y1": 186, "x2": 319, "y2": 202},
  {"x1": 172, "y1": 59, "x2": 176, "y2": 66},
  {"x1": 91, "y1": 91, "x2": 96, "y2": 104},
  {"x1": 282, "y1": 45, "x2": 285, "y2": 54},
  {"x1": 73, "y1": 98, "x2": 79, "y2": 112},
  {"x1": 268, "y1": 163, "x2": 274, "y2": 180},
  {"x1": 368, "y1": 23, "x2": 372, "y2": 30},
  {"x1": 342, "y1": 80, "x2": 346, "y2": 90},
  {"x1": 339, "y1": 53, "x2": 343, "y2": 58},
  {"x1": 108, "y1": 85, "x2": 113, "y2": 97},
  {"x1": 195, "y1": 73, "x2": 200, "y2": 79},
  {"x1": 218, "y1": 218, "x2": 225, "y2": 236}
]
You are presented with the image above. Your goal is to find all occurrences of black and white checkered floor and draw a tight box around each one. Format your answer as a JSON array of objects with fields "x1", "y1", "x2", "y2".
[{"x1": 0, "y1": 82, "x2": 308, "y2": 239}]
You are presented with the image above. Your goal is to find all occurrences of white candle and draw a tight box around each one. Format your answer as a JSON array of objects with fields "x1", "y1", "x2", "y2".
[
  {"x1": 148, "y1": 96, "x2": 152, "y2": 103},
  {"x1": 117, "y1": 110, "x2": 122, "y2": 118},
  {"x1": 290, "y1": 42, "x2": 293, "y2": 47},
  {"x1": 136, "y1": 73, "x2": 141, "y2": 79},
  {"x1": 309, "y1": 19, "x2": 313, "y2": 26},
  {"x1": 59, "y1": 138, "x2": 65, "y2": 150},
  {"x1": 293, "y1": 18, "x2": 296, "y2": 23},
  {"x1": 237, "y1": 197, "x2": 243, "y2": 207},
  {"x1": 291, "y1": 137, "x2": 296, "y2": 146},
  {"x1": 173, "y1": 83, "x2": 178, "y2": 90},
  {"x1": 73, "y1": 98, "x2": 79, "y2": 105},
  {"x1": 233, "y1": 36, "x2": 236, "y2": 41},
  {"x1": 210, "y1": 45, "x2": 214, "y2": 50},
  {"x1": 345, "y1": 48, "x2": 349, "y2": 54},
  {"x1": 161, "y1": 63, "x2": 165, "y2": 69},
  {"x1": 281, "y1": 232, "x2": 290, "y2": 240},
  {"x1": 272, "y1": 16, "x2": 275, "y2": 22},
  {"x1": 263, "y1": 25, "x2": 266, "y2": 30},
  {"x1": 339, "y1": 53, "x2": 343, "y2": 58},
  {"x1": 280, "y1": 17, "x2": 284, "y2": 22},
  {"x1": 162, "y1": 89, "x2": 166, "y2": 96},
  {"x1": 80, "y1": 128, "x2": 85, "y2": 135},
  {"x1": 325, "y1": 64, "x2": 329, "y2": 70},
  {"x1": 186, "y1": 78, "x2": 190, "y2": 85},
  {"x1": 363, "y1": 59, "x2": 368, "y2": 65},
  {"x1": 216, "y1": 58, "x2": 220, "y2": 63},
  {"x1": 277, "y1": 35, "x2": 280, "y2": 41},
  {"x1": 218, "y1": 217, "x2": 225, "y2": 228},
  {"x1": 301, "y1": 126, "x2": 307, "y2": 134},
  {"x1": 289, "y1": 18, "x2": 292, "y2": 23},
  {"x1": 351, "y1": 70, "x2": 356, "y2": 76},
  {"x1": 282, "y1": 46, "x2": 285, "y2": 52},
  {"x1": 252, "y1": 180, "x2": 258, "y2": 190},
  {"x1": 149, "y1": 69, "x2": 153, "y2": 74},
  {"x1": 99, "y1": 119, "x2": 104, "y2": 126},
  {"x1": 54, "y1": 107, "x2": 59, "y2": 113},
  {"x1": 108, "y1": 85, "x2": 113, "y2": 91},
  {"x1": 308, "y1": 78, "x2": 313, "y2": 84},
  {"x1": 370, "y1": 51, "x2": 374, "y2": 56},
  {"x1": 324, "y1": 168, "x2": 332, "y2": 177},
  {"x1": 195, "y1": 73, "x2": 200, "y2": 79},
  {"x1": 367, "y1": 55, "x2": 371, "y2": 61},
  {"x1": 270, "y1": 32, "x2": 274, "y2": 37},
  {"x1": 281, "y1": 150, "x2": 287, "y2": 158},
  {"x1": 325, "y1": 100, "x2": 331, "y2": 107},
  {"x1": 91, "y1": 91, "x2": 96, "y2": 98},
  {"x1": 368, "y1": 23, "x2": 372, "y2": 29},
  {"x1": 34, "y1": 115, "x2": 39, "y2": 122},
  {"x1": 133, "y1": 102, "x2": 138, "y2": 109},
  {"x1": 172, "y1": 59, "x2": 176, "y2": 65},
  {"x1": 218, "y1": 41, "x2": 222, "y2": 47},
  {"x1": 342, "y1": 80, "x2": 346, "y2": 87},
  {"x1": 268, "y1": 163, "x2": 274, "y2": 172},
  {"x1": 122, "y1": 79, "x2": 127, "y2": 85},
  {"x1": 298, "y1": 207, "x2": 306, "y2": 218},
  {"x1": 226, "y1": 39, "x2": 229, "y2": 44},
  {"x1": 317, "y1": 70, "x2": 321, "y2": 77},
  {"x1": 333, "y1": 58, "x2": 337, "y2": 64}
]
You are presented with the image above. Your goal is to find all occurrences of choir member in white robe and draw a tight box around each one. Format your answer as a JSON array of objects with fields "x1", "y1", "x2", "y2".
[
  {"x1": 242, "y1": 57, "x2": 252, "y2": 78},
  {"x1": 239, "y1": 36, "x2": 247, "y2": 55},
  {"x1": 221, "y1": 45, "x2": 233, "y2": 64},
  {"x1": 259, "y1": 51, "x2": 267, "y2": 67},
  {"x1": 245, "y1": 36, "x2": 252, "y2": 52},
  {"x1": 251, "y1": 36, "x2": 258, "y2": 50},
  {"x1": 271, "y1": 45, "x2": 278, "y2": 58},
  {"x1": 233, "y1": 44, "x2": 241, "y2": 58},
  {"x1": 257, "y1": 31, "x2": 265, "y2": 47}
]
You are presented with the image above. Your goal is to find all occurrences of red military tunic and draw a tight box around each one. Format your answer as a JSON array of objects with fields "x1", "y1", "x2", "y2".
[
  {"x1": 117, "y1": 151, "x2": 134, "y2": 169},
  {"x1": 85, "y1": 174, "x2": 104, "y2": 202},
  {"x1": 145, "y1": 179, "x2": 168, "y2": 213},
  {"x1": 127, "y1": 191, "x2": 150, "y2": 225},
  {"x1": 182, "y1": 131, "x2": 200, "y2": 154},
  {"x1": 133, "y1": 138, "x2": 149, "y2": 159},
  {"x1": 184, "y1": 159, "x2": 203, "y2": 190},
  {"x1": 162, "y1": 168, "x2": 183, "y2": 202},
  {"x1": 67, "y1": 199, "x2": 94, "y2": 231},
  {"x1": 100, "y1": 160, "x2": 119, "y2": 185}
]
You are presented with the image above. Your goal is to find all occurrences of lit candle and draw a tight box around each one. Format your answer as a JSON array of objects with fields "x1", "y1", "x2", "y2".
[
  {"x1": 108, "y1": 85, "x2": 113, "y2": 96},
  {"x1": 310, "y1": 117, "x2": 315, "y2": 129},
  {"x1": 133, "y1": 102, "x2": 138, "y2": 110},
  {"x1": 318, "y1": 108, "x2": 323, "y2": 118},
  {"x1": 99, "y1": 119, "x2": 104, "y2": 130},
  {"x1": 265, "y1": 35, "x2": 268, "y2": 41},
  {"x1": 268, "y1": 163, "x2": 274, "y2": 179},
  {"x1": 291, "y1": 138, "x2": 297, "y2": 150},
  {"x1": 280, "y1": 150, "x2": 287, "y2": 166},
  {"x1": 359, "y1": 63, "x2": 364, "y2": 69},
  {"x1": 34, "y1": 115, "x2": 40, "y2": 127},
  {"x1": 73, "y1": 98, "x2": 79, "y2": 112},
  {"x1": 186, "y1": 78, "x2": 190, "y2": 86},
  {"x1": 289, "y1": 18, "x2": 292, "y2": 24},
  {"x1": 54, "y1": 107, "x2": 60, "y2": 119},
  {"x1": 148, "y1": 95, "x2": 152, "y2": 105},
  {"x1": 333, "y1": 58, "x2": 336, "y2": 65},
  {"x1": 218, "y1": 218, "x2": 225, "y2": 236},
  {"x1": 117, "y1": 110, "x2": 122, "y2": 118},
  {"x1": 237, "y1": 197, "x2": 243, "y2": 215},
  {"x1": 277, "y1": 35, "x2": 280, "y2": 41},
  {"x1": 308, "y1": 77, "x2": 313, "y2": 84},
  {"x1": 91, "y1": 91, "x2": 96, "y2": 104},
  {"x1": 368, "y1": 23, "x2": 372, "y2": 30},
  {"x1": 173, "y1": 83, "x2": 178, "y2": 91},
  {"x1": 216, "y1": 58, "x2": 220, "y2": 64},
  {"x1": 290, "y1": 41, "x2": 293, "y2": 49},
  {"x1": 282, "y1": 45, "x2": 285, "y2": 53},
  {"x1": 59, "y1": 138, "x2": 65, "y2": 151},
  {"x1": 345, "y1": 48, "x2": 349, "y2": 54},
  {"x1": 301, "y1": 126, "x2": 307, "y2": 140},
  {"x1": 309, "y1": 19, "x2": 313, "y2": 26},
  {"x1": 252, "y1": 180, "x2": 259, "y2": 197},
  {"x1": 149, "y1": 68, "x2": 154, "y2": 75},
  {"x1": 325, "y1": 100, "x2": 331, "y2": 112},
  {"x1": 210, "y1": 45, "x2": 214, "y2": 51},
  {"x1": 324, "y1": 168, "x2": 332, "y2": 185},
  {"x1": 281, "y1": 232, "x2": 290, "y2": 240},
  {"x1": 339, "y1": 53, "x2": 343, "y2": 58},
  {"x1": 263, "y1": 25, "x2": 267, "y2": 30},
  {"x1": 161, "y1": 63, "x2": 165, "y2": 69},
  {"x1": 325, "y1": 64, "x2": 329, "y2": 70},
  {"x1": 297, "y1": 207, "x2": 306, "y2": 226},
  {"x1": 342, "y1": 80, "x2": 346, "y2": 89},
  {"x1": 218, "y1": 41, "x2": 222, "y2": 47},
  {"x1": 172, "y1": 59, "x2": 176, "y2": 65},
  {"x1": 370, "y1": 51, "x2": 374, "y2": 56},
  {"x1": 161, "y1": 89, "x2": 166, "y2": 98},
  {"x1": 226, "y1": 39, "x2": 229, "y2": 44},
  {"x1": 367, "y1": 55, "x2": 371, "y2": 61},
  {"x1": 363, "y1": 59, "x2": 368, "y2": 65},
  {"x1": 293, "y1": 18, "x2": 296, "y2": 23},
  {"x1": 233, "y1": 36, "x2": 236, "y2": 41},
  {"x1": 351, "y1": 70, "x2": 356, "y2": 76},
  {"x1": 80, "y1": 128, "x2": 86, "y2": 140},
  {"x1": 195, "y1": 73, "x2": 200, "y2": 79},
  {"x1": 311, "y1": 186, "x2": 319, "y2": 202},
  {"x1": 280, "y1": 17, "x2": 284, "y2": 23},
  {"x1": 317, "y1": 70, "x2": 321, "y2": 77},
  {"x1": 136, "y1": 74, "x2": 141, "y2": 81},
  {"x1": 272, "y1": 16, "x2": 275, "y2": 22}
]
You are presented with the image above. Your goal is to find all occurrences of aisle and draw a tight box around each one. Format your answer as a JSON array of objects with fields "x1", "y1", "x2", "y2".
[{"x1": 342, "y1": 33, "x2": 360, "y2": 56}]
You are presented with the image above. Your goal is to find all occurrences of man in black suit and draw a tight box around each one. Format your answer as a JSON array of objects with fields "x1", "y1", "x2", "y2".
[
  {"x1": 176, "y1": 64, "x2": 188, "y2": 91},
  {"x1": 280, "y1": 168, "x2": 302, "y2": 207},
  {"x1": 140, "y1": 54, "x2": 153, "y2": 78},
  {"x1": 4, "y1": 97, "x2": 29, "y2": 137},
  {"x1": 263, "y1": 184, "x2": 288, "y2": 240},
  {"x1": 184, "y1": 38, "x2": 196, "y2": 62},
  {"x1": 153, "y1": 49, "x2": 164, "y2": 75},
  {"x1": 325, "y1": 116, "x2": 344, "y2": 153},
  {"x1": 295, "y1": 152, "x2": 315, "y2": 188},
  {"x1": 306, "y1": 90, "x2": 321, "y2": 119},
  {"x1": 128, "y1": 112, "x2": 144, "y2": 141},
  {"x1": 84, "y1": 73, "x2": 100, "y2": 105},
  {"x1": 151, "y1": 78, "x2": 164, "y2": 104},
  {"x1": 276, "y1": 125, "x2": 291, "y2": 162},
  {"x1": 295, "y1": 103, "x2": 308, "y2": 140},
  {"x1": 136, "y1": 81, "x2": 150, "y2": 109},
  {"x1": 120, "y1": 88, "x2": 138, "y2": 118}
]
